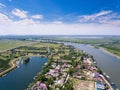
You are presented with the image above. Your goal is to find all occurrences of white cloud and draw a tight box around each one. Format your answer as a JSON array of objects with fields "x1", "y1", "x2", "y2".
[
  {"x1": 0, "y1": 3, "x2": 6, "y2": 8},
  {"x1": 0, "y1": 13, "x2": 12, "y2": 23},
  {"x1": 93, "y1": 10, "x2": 112, "y2": 17},
  {"x1": 0, "y1": 22, "x2": 119, "y2": 35},
  {"x1": 79, "y1": 10, "x2": 114, "y2": 23},
  {"x1": 31, "y1": 15, "x2": 43, "y2": 19},
  {"x1": 52, "y1": 21, "x2": 63, "y2": 24},
  {"x1": 0, "y1": 9, "x2": 120, "y2": 35},
  {"x1": 12, "y1": 8, "x2": 28, "y2": 19}
]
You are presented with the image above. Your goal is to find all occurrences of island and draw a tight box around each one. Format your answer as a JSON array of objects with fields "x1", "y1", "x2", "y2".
[{"x1": 22, "y1": 57, "x2": 30, "y2": 64}]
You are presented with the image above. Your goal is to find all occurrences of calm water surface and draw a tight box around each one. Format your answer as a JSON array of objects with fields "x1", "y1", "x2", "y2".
[
  {"x1": 65, "y1": 43, "x2": 120, "y2": 89},
  {"x1": 0, "y1": 56, "x2": 48, "y2": 90}
]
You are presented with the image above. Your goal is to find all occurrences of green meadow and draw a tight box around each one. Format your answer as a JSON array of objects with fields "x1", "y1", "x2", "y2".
[{"x1": 0, "y1": 40, "x2": 31, "y2": 51}]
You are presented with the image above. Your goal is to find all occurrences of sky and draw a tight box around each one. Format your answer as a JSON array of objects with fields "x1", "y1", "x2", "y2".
[{"x1": 0, "y1": 0, "x2": 120, "y2": 35}]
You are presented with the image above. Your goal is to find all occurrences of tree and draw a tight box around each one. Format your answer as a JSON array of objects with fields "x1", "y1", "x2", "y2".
[
  {"x1": 68, "y1": 67, "x2": 74, "y2": 75},
  {"x1": 37, "y1": 74, "x2": 47, "y2": 82},
  {"x1": 62, "y1": 80, "x2": 73, "y2": 90},
  {"x1": 48, "y1": 77, "x2": 54, "y2": 84}
]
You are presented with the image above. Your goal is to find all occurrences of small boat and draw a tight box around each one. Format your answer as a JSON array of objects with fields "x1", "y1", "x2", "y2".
[
  {"x1": 106, "y1": 75, "x2": 110, "y2": 78},
  {"x1": 103, "y1": 73, "x2": 110, "y2": 78},
  {"x1": 33, "y1": 75, "x2": 37, "y2": 80}
]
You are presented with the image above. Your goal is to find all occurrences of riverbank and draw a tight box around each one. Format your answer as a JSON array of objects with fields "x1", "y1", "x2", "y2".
[
  {"x1": 88, "y1": 44, "x2": 120, "y2": 59},
  {"x1": 100, "y1": 47, "x2": 120, "y2": 59},
  {"x1": 0, "y1": 58, "x2": 19, "y2": 77},
  {"x1": 0, "y1": 54, "x2": 46, "y2": 77}
]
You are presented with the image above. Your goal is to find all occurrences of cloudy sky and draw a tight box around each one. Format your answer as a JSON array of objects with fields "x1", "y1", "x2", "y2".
[{"x1": 0, "y1": 0, "x2": 120, "y2": 35}]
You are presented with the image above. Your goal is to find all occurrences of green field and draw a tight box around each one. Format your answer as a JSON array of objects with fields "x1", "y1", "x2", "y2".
[
  {"x1": 0, "y1": 40, "x2": 32, "y2": 51},
  {"x1": 47, "y1": 37, "x2": 114, "y2": 44},
  {"x1": 101, "y1": 43, "x2": 120, "y2": 56},
  {"x1": 31, "y1": 42, "x2": 61, "y2": 48}
]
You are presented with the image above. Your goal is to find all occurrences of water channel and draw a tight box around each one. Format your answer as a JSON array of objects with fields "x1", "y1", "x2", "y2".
[{"x1": 0, "y1": 56, "x2": 48, "y2": 90}]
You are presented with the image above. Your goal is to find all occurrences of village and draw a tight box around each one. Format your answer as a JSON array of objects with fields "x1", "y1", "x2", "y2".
[
  {"x1": 0, "y1": 40, "x2": 114, "y2": 90},
  {"x1": 27, "y1": 43, "x2": 113, "y2": 90}
]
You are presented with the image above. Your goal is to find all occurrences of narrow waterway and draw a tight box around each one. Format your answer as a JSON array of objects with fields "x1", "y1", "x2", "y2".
[
  {"x1": 0, "y1": 56, "x2": 48, "y2": 90},
  {"x1": 65, "y1": 43, "x2": 120, "y2": 89}
]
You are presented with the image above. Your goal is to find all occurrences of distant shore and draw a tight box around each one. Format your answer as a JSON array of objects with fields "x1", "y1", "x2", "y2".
[
  {"x1": 88, "y1": 45, "x2": 120, "y2": 59},
  {"x1": 99, "y1": 47, "x2": 120, "y2": 59}
]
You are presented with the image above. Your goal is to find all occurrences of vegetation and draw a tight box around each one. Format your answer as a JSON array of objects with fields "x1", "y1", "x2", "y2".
[
  {"x1": 0, "y1": 40, "x2": 63, "y2": 77},
  {"x1": 99, "y1": 40, "x2": 120, "y2": 56},
  {"x1": 62, "y1": 79, "x2": 73, "y2": 90},
  {"x1": 0, "y1": 40, "x2": 31, "y2": 51},
  {"x1": 43, "y1": 37, "x2": 115, "y2": 44},
  {"x1": 23, "y1": 57, "x2": 30, "y2": 64}
]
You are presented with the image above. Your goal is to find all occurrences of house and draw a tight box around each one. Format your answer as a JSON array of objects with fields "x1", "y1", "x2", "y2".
[
  {"x1": 93, "y1": 72, "x2": 100, "y2": 78},
  {"x1": 36, "y1": 81, "x2": 47, "y2": 90},
  {"x1": 48, "y1": 69, "x2": 55, "y2": 76},
  {"x1": 73, "y1": 72, "x2": 82, "y2": 79},
  {"x1": 62, "y1": 63, "x2": 72, "y2": 68},
  {"x1": 58, "y1": 60, "x2": 71, "y2": 63},
  {"x1": 51, "y1": 63, "x2": 56, "y2": 68},
  {"x1": 90, "y1": 66, "x2": 97, "y2": 71},
  {"x1": 76, "y1": 65, "x2": 81, "y2": 69},
  {"x1": 83, "y1": 60, "x2": 89, "y2": 69},
  {"x1": 96, "y1": 82, "x2": 105, "y2": 90},
  {"x1": 55, "y1": 78, "x2": 65, "y2": 86}
]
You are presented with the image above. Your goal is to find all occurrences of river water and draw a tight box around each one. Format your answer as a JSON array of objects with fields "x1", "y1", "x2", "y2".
[
  {"x1": 65, "y1": 43, "x2": 120, "y2": 89},
  {"x1": 0, "y1": 56, "x2": 48, "y2": 90}
]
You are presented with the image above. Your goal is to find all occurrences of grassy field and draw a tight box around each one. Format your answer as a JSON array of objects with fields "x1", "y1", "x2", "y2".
[
  {"x1": 31, "y1": 42, "x2": 61, "y2": 48},
  {"x1": 48, "y1": 37, "x2": 114, "y2": 44},
  {"x1": 101, "y1": 43, "x2": 120, "y2": 56},
  {"x1": 0, "y1": 40, "x2": 32, "y2": 51}
]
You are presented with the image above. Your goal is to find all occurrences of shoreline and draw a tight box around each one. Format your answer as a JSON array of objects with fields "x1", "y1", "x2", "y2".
[
  {"x1": 99, "y1": 47, "x2": 120, "y2": 59},
  {"x1": 0, "y1": 54, "x2": 46, "y2": 77},
  {"x1": 89, "y1": 44, "x2": 120, "y2": 59},
  {"x1": 0, "y1": 58, "x2": 18, "y2": 77}
]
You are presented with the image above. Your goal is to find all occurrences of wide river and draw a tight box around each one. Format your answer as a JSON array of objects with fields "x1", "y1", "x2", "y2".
[
  {"x1": 0, "y1": 56, "x2": 48, "y2": 90},
  {"x1": 65, "y1": 43, "x2": 120, "y2": 89}
]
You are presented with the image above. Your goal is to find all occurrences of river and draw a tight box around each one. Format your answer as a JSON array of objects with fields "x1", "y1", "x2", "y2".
[
  {"x1": 65, "y1": 43, "x2": 120, "y2": 89},
  {"x1": 0, "y1": 56, "x2": 48, "y2": 90}
]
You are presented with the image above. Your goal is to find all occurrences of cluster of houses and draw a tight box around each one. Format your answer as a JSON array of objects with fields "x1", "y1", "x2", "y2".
[
  {"x1": 28, "y1": 45, "x2": 113, "y2": 90},
  {"x1": 45, "y1": 60, "x2": 71, "y2": 87},
  {"x1": 29, "y1": 59, "x2": 72, "y2": 90},
  {"x1": 75, "y1": 57, "x2": 112, "y2": 90}
]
